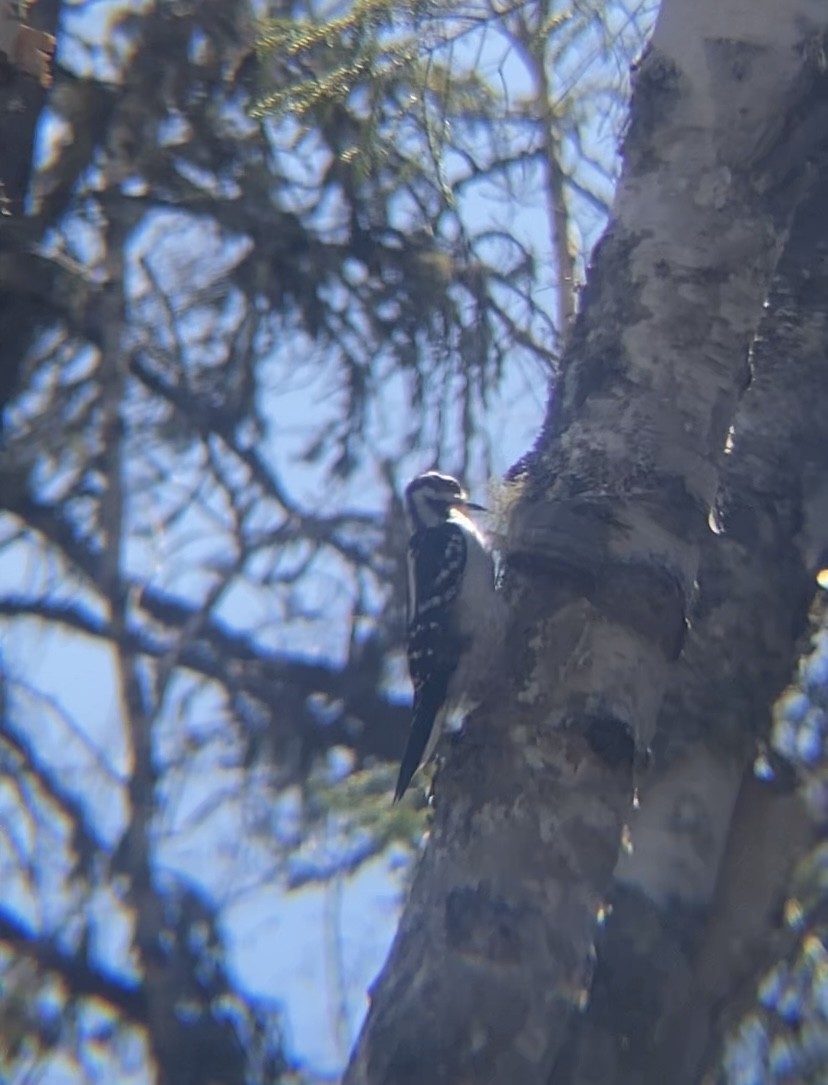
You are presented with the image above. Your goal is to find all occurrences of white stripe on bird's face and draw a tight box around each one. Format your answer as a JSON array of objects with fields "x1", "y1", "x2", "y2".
[{"x1": 404, "y1": 472, "x2": 469, "y2": 531}]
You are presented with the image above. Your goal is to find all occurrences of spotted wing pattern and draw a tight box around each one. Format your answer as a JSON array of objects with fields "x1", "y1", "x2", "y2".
[{"x1": 395, "y1": 523, "x2": 467, "y2": 801}]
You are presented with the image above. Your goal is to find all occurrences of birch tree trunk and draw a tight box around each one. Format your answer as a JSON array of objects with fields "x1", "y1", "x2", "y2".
[
  {"x1": 345, "y1": 1, "x2": 828, "y2": 1083},
  {"x1": 557, "y1": 161, "x2": 828, "y2": 1085}
]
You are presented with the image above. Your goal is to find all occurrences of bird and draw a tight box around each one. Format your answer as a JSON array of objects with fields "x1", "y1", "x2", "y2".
[{"x1": 394, "y1": 470, "x2": 497, "y2": 801}]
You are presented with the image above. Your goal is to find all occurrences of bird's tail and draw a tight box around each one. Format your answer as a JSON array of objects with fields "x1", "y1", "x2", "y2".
[{"x1": 393, "y1": 673, "x2": 450, "y2": 802}]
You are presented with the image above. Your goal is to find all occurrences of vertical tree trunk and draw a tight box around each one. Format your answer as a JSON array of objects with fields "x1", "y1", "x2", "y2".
[
  {"x1": 345, "y1": 2, "x2": 828, "y2": 1082},
  {"x1": 557, "y1": 156, "x2": 828, "y2": 1085}
]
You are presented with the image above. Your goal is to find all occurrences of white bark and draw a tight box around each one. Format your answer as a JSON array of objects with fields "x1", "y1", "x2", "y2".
[{"x1": 346, "y1": 2, "x2": 828, "y2": 1083}]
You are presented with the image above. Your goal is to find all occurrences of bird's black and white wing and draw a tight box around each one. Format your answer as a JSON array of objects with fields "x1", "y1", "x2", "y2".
[{"x1": 394, "y1": 522, "x2": 467, "y2": 801}]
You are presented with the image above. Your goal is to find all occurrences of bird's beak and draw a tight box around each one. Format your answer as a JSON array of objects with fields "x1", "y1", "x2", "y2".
[{"x1": 460, "y1": 499, "x2": 487, "y2": 512}]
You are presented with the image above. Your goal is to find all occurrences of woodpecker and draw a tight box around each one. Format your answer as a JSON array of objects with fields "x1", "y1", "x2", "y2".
[{"x1": 394, "y1": 471, "x2": 497, "y2": 801}]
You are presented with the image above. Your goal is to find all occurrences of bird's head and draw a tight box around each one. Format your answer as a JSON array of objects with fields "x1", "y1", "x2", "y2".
[{"x1": 404, "y1": 471, "x2": 485, "y2": 531}]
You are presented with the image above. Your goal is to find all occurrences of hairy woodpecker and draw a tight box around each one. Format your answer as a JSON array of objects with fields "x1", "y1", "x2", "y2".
[{"x1": 395, "y1": 471, "x2": 496, "y2": 801}]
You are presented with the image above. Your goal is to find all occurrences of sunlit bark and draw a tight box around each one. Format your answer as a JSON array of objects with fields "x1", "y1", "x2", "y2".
[{"x1": 345, "y1": 2, "x2": 828, "y2": 1082}]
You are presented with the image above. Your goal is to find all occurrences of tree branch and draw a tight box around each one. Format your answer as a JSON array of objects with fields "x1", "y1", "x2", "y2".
[{"x1": 0, "y1": 906, "x2": 147, "y2": 1020}]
